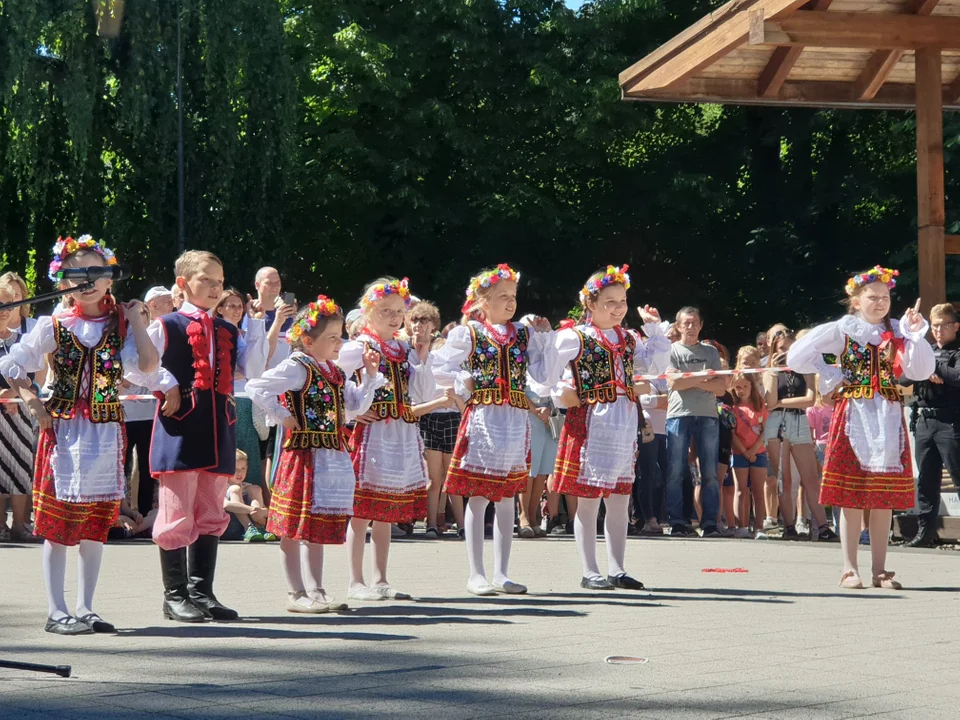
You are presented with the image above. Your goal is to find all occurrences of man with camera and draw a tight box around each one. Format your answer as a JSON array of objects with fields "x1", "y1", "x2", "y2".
[{"x1": 908, "y1": 302, "x2": 960, "y2": 547}]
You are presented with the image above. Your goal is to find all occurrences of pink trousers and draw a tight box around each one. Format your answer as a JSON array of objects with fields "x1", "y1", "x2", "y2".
[{"x1": 153, "y1": 471, "x2": 230, "y2": 551}]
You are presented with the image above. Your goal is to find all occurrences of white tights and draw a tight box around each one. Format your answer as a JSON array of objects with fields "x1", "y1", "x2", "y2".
[
  {"x1": 465, "y1": 496, "x2": 516, "y2": 585},
  {"x1": 280, "y1": 538, "x2": 325, "y2": 593},
  {"x1": 346, "y1": 518, "x2": 392, "y2": 590},
  {"x1": 43, "y1": 539, "x2": 104, "y2": 620},
  {"x1": 574, "y1": 494, "x2": 630, "y2": 580}
]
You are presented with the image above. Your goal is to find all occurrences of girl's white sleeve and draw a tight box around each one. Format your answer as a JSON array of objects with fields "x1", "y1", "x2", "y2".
[
  {"x1": 786, "y1": 321, "x2": 845, "y2": 395},
  {"x1": 0, "y1": 316, "x2": 56, "y2": 381},
  {"x1": 635, "y1": 321, "x2": 672, "y2": 376},
  {"x1": 896, "y1": 315, "x2": 935, "y2": 381},
  {"x1": 120, "y1": 322, "x2": 158, "y2": 389},
  {"x1": 431, "y1": 325, "x2": 473, "y2": 399},
  {"x1": 407, "y1": 345, "x2": 438, "y2": 405},
  {"x1": 246, "y1": 358, "x2": 306, "y2": 425},
  {"x1": 547, "y1": 329, "x2": 581, "y2": 407},
  {"x1": 343, "y1": 368, "x2": 386, "y2": 419},
  {"x1": 238, "y1": 317, "x2": 268, "y2": 381},
  {"x1": 526, "y1": 326, "x2": 560, "y2": 386},
  {"x1": 337, "y1": 341, "x2": 365, "y2": 377}
]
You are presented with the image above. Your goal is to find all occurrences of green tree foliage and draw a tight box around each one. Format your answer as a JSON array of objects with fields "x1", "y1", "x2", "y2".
[{"x1": 2, "y1": 0, "x2": 958, "y2": 346}]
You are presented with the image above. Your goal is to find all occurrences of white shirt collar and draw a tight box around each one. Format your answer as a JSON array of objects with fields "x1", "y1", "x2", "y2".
[{"x1": 179, "y1": 300, "x2": 213, "y2": 318}]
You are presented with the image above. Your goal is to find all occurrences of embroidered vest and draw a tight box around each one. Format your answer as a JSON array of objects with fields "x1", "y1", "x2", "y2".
[
  {"x1": 149, "y1": 312, "x2": 240, "y2": 475},
  {"x1": 571, "y1": 327, "x2": 637, "y2": 405},
  {"x1": 282, "y1": 356, "x2": 346, "y2": 450},
  {"x1": 47, "y1": 318, "x2": 125, "y2": 423},
  {"x1": 466, "y1": 322, "x2": 530, "y2": 410},
  {"x1": 363, "y1": 339, "x2": 417, "y2": 423},
  {"x1": 839, "y1": 336, "x2": 901, "y2": 402}
]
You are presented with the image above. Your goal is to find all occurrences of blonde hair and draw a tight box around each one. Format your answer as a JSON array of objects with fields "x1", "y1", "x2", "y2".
[
  {"x1": 236, "y1": 449, "x2": 248, "y2": 462},
  {"x1": 735, "y1": 345, "x2": 760, "y2": 370},
  {"x1": 460, "y1": 283, "x2": 496, "y2": 325},
  {"x1": 0, "y1": 272, "x2": 30, "y2": 322},
  {"x1": 930, "y1": 303, "x2": 958, "y2": 323},
  {"x1": 175, "y1": 250, "x2": 222, "y2": 280}
]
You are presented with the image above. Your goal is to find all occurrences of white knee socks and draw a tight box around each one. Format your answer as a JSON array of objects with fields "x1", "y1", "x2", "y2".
[
  {"x1": 43, "y1": 540, "x2": 69, "y2": 620},
  {"x1": 604, "y1": 494, "x2": 630, "y2": 578},
  {"x1": 76, "y1": 540, "x2": 104, "y2": 617},
  {"x1": 302, "y1": 541, "x2": 325, "y2": 590},
  {"x1": 280, "y1": 537, "x2": 305, "y2": 593},
  {"x1": 575, "y1": 498, "x2": 602, "y2": 580}
]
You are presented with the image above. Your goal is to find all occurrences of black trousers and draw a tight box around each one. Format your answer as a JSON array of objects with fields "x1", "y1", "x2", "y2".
[
  {"x1": 914, "y1": 415, "x2": 960, "y2": 523},
  {"x1": 125, "y1": 419, "x2": 156, "y2": 515}
]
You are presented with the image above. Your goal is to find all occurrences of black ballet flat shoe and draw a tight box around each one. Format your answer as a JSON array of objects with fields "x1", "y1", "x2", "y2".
[
  {"x1": 45, "y1": 616, "x2": 94, "y2": 636},
  {"x1": 77, "y1": 613, "x2": 116, "y2": 633},
  {"x1": 607, "y1": 574, "x2": 645, "y2": 591},
  {"x1": 580, "y1": 576, "x2": 615, "y2": 590}
]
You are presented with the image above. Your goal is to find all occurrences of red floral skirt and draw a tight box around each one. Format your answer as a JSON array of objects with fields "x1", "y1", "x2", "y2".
[
  {"x1": 552, "y1": 406, "x2": 632, "y2": 499},
  {"x1": 819, "y1": 397, "x2": 914, "y2": 510},
  {"x1": 266, "y1": 449, "x2": 348, "y2": 544},
  {"x1": 444, "y1": 406, "x2": 529, "y2": 501},
  {"x1": 349, "y1": 424, "x2": 427, "y2": 523},
  {"x1": 33, "y1": 428, "x2": 121, "y2": 546}
]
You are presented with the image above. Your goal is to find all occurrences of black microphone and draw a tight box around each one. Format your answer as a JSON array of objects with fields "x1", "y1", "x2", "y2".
[{"x1": 57, "y1": 265, "x2": 128, "y2": 282}]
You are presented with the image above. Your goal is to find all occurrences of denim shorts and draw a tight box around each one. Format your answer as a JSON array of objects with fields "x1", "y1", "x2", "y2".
[
  {"x1": 764, "y1": 409, "x2": 813, "y2": 445},
  {"x1": 732, "y1": 453, "x2": 769, "y2": 469}
]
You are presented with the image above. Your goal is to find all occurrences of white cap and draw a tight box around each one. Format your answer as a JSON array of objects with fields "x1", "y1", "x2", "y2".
[
  {"x1": 345, "y1": 308, "x2": 362, "y2": 325},
  {"x1": 144, "y1": 286, "x2": 172, "y2": 303}
]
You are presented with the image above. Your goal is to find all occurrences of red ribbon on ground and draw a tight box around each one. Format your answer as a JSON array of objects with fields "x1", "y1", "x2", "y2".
[{"x1": 701, "y1": 568, "x2": 749, "y2": 573}]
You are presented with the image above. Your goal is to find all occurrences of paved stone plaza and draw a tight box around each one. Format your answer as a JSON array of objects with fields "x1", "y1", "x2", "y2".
[{"x1": 1, "y1": 535, "x2": 958, "y2": 719}]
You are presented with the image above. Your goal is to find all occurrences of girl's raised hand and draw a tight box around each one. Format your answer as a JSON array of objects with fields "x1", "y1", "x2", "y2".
[
  {"x1": 245, "y1": 294, "x2": 264, "y2": 319},
  {"x1": 531, "y1": 316, "x2": 551, "y2": 333},
  {"x1": 362, "y1": 347, "x2": 380, "y2": 377},
  {"x1": 122, "y1": 300, "x2": 149, "y2": 326},
  {"x1": 904, "y1": 298, "x2": 924, "y2": 333},
  {"x1": 637, "y1": 305, "x2": 661, "y2": 324}
]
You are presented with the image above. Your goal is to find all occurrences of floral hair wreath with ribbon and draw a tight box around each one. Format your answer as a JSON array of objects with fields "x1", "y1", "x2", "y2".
[
  {"x1": 579, "y1": 264, "x2": 630, "y2": 304},
  {"x1": 48, "y1": 234, "x2": 119, "y2": 283},
  {"x1": 287, "y1": 295, "x2": 341, "y2": 345},
  {"x1": 360, "y1": 277, "x2": 412, "y2": 312},
  {"x1": 462, "y1": 263, "x2": 520, "y2": 314},
  {"x1": 845, "y1": 265, "x2": 899, "y2": 297}
]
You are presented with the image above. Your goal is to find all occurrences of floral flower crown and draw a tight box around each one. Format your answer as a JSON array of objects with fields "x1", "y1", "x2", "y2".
[
  {"x1": 360, "y1": 277, "x2": 412, "y2": 311},
  {"x1": 579, "y1": 264, "x2": 630, "y2": 304},
  {"x1": 845, "y1": 266, "x2": 898, "y2": 296},
  {"x1": 288, "y1": 295, "x2": 341, "y2": 345},
  {"x1": 462, "y1": 264, "x2": 520, "y2": 314},
  {"x1": 48, "y1": 234, "x2": 118, "y2": 282}
]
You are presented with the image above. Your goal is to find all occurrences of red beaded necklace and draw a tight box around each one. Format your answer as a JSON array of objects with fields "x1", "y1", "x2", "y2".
[
  {"x1": 481, "y1": 319, "x2": 516, "y2": 347},
  {"x1": 363, "y1": 328, "x2": 406, "y2": 363},
  {"x1": 590, "y1": 323, "x2": 628, "y2": 357},
  {"x1": 315, "y1": 358, "x2": 344, "y2": 385}
]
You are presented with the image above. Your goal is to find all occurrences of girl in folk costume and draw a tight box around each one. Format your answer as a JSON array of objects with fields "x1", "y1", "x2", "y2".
[
  {"x1": 342, "y1": 277, "x2": 434, "y2": 602},
  {"x1": 551, "y1": 266, "x2": 670, "y2": 590},
  {"x1": 788, "y1": 267, "x2": 934, "y2": 589},
  {"x1": 0, "y1": 236, "x2": 158, "y2": 635},
  {"x1": 248, "y1": 296, "x2": 383, "y2": 613},
  {"x1": 434, "y1": 264, "x2": 559, "y2": 596}
]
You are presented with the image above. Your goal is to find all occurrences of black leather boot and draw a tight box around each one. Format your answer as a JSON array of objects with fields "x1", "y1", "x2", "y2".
[
  {"x1": 160, "y1": 548, "x2": 207, "y2": 623},
  {"x1": 188, "y1": 535, "x2": 239, "y2": 621},
  {"x1": 904, "y1": 521, "x2": 938, "y2": 548}
]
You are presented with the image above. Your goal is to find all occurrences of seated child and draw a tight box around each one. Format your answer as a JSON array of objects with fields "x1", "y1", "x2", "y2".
[{"x1": 224, "y1": 450, "x2": 276, "y2": 542}]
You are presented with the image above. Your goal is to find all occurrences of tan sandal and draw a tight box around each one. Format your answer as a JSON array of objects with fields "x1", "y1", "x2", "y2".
[
  {"x1": 872, "y1": 571, "x2": 902, "y2": 590},
  {"x1": 839, "y1": 571, "x2": 864, "y2": 589}
]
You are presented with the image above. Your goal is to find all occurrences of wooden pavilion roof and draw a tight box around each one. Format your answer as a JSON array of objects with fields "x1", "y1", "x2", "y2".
[{"x1": 619, "y1": 0, "x2": 960, "y2": 111}]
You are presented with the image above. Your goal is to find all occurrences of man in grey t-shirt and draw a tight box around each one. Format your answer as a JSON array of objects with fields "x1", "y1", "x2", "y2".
[{"x1": 664, "y1": 307, "x2": 726, "y2": 537}]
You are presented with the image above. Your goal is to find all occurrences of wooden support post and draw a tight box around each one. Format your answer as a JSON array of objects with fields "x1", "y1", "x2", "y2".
[{"x1": 916, "y1": 47, "x2": 946, "y2": 311}]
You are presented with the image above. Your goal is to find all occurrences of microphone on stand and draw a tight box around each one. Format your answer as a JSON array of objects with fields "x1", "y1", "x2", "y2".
[{"x1": 57, "y1": 266, "x2": 128, "y2": 282}]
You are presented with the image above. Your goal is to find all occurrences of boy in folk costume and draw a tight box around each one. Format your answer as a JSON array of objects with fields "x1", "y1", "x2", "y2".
[
  {"x1": 788, "y1": 267, "x2": 934, "y2": 589},
  {"x1": 551, "y1": 266, "x2": 670, "y2": 590},
  {"x1": 0, "y1": 235, "x2": 159, "y2": 634},
  {"x1": 147, "y1": 251, "x2": 268, "y2": 622},
  {"x1": 248, "y1": 296, "x2": 383, "y2": 613},
  {"x1": 434, "y1": 264, "x2": 559, "y2": 596},
  {"x1": 342, "y1": 277, "x2": 434, "y2": 601}
]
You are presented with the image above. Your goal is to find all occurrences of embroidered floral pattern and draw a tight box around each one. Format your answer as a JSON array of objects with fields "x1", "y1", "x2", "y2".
[
  {"x1": 282, "y1": 356, "x2": 347, "y2": 450},
  {"x1": 840, "y1": 337, "x2": 900, "y2": 401},
  {"x1": 365, "y1": 340, "x2": 416, "y2": 422},
  {"x1": 48, "y1": 318, "x2": 125, "y2": 423},
  {"x1": 466, "y1": 322, "x2": 530, "y2": 409},
  {"x1": 572, "y1": 328, "x2": 637, "y2": 405}
]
